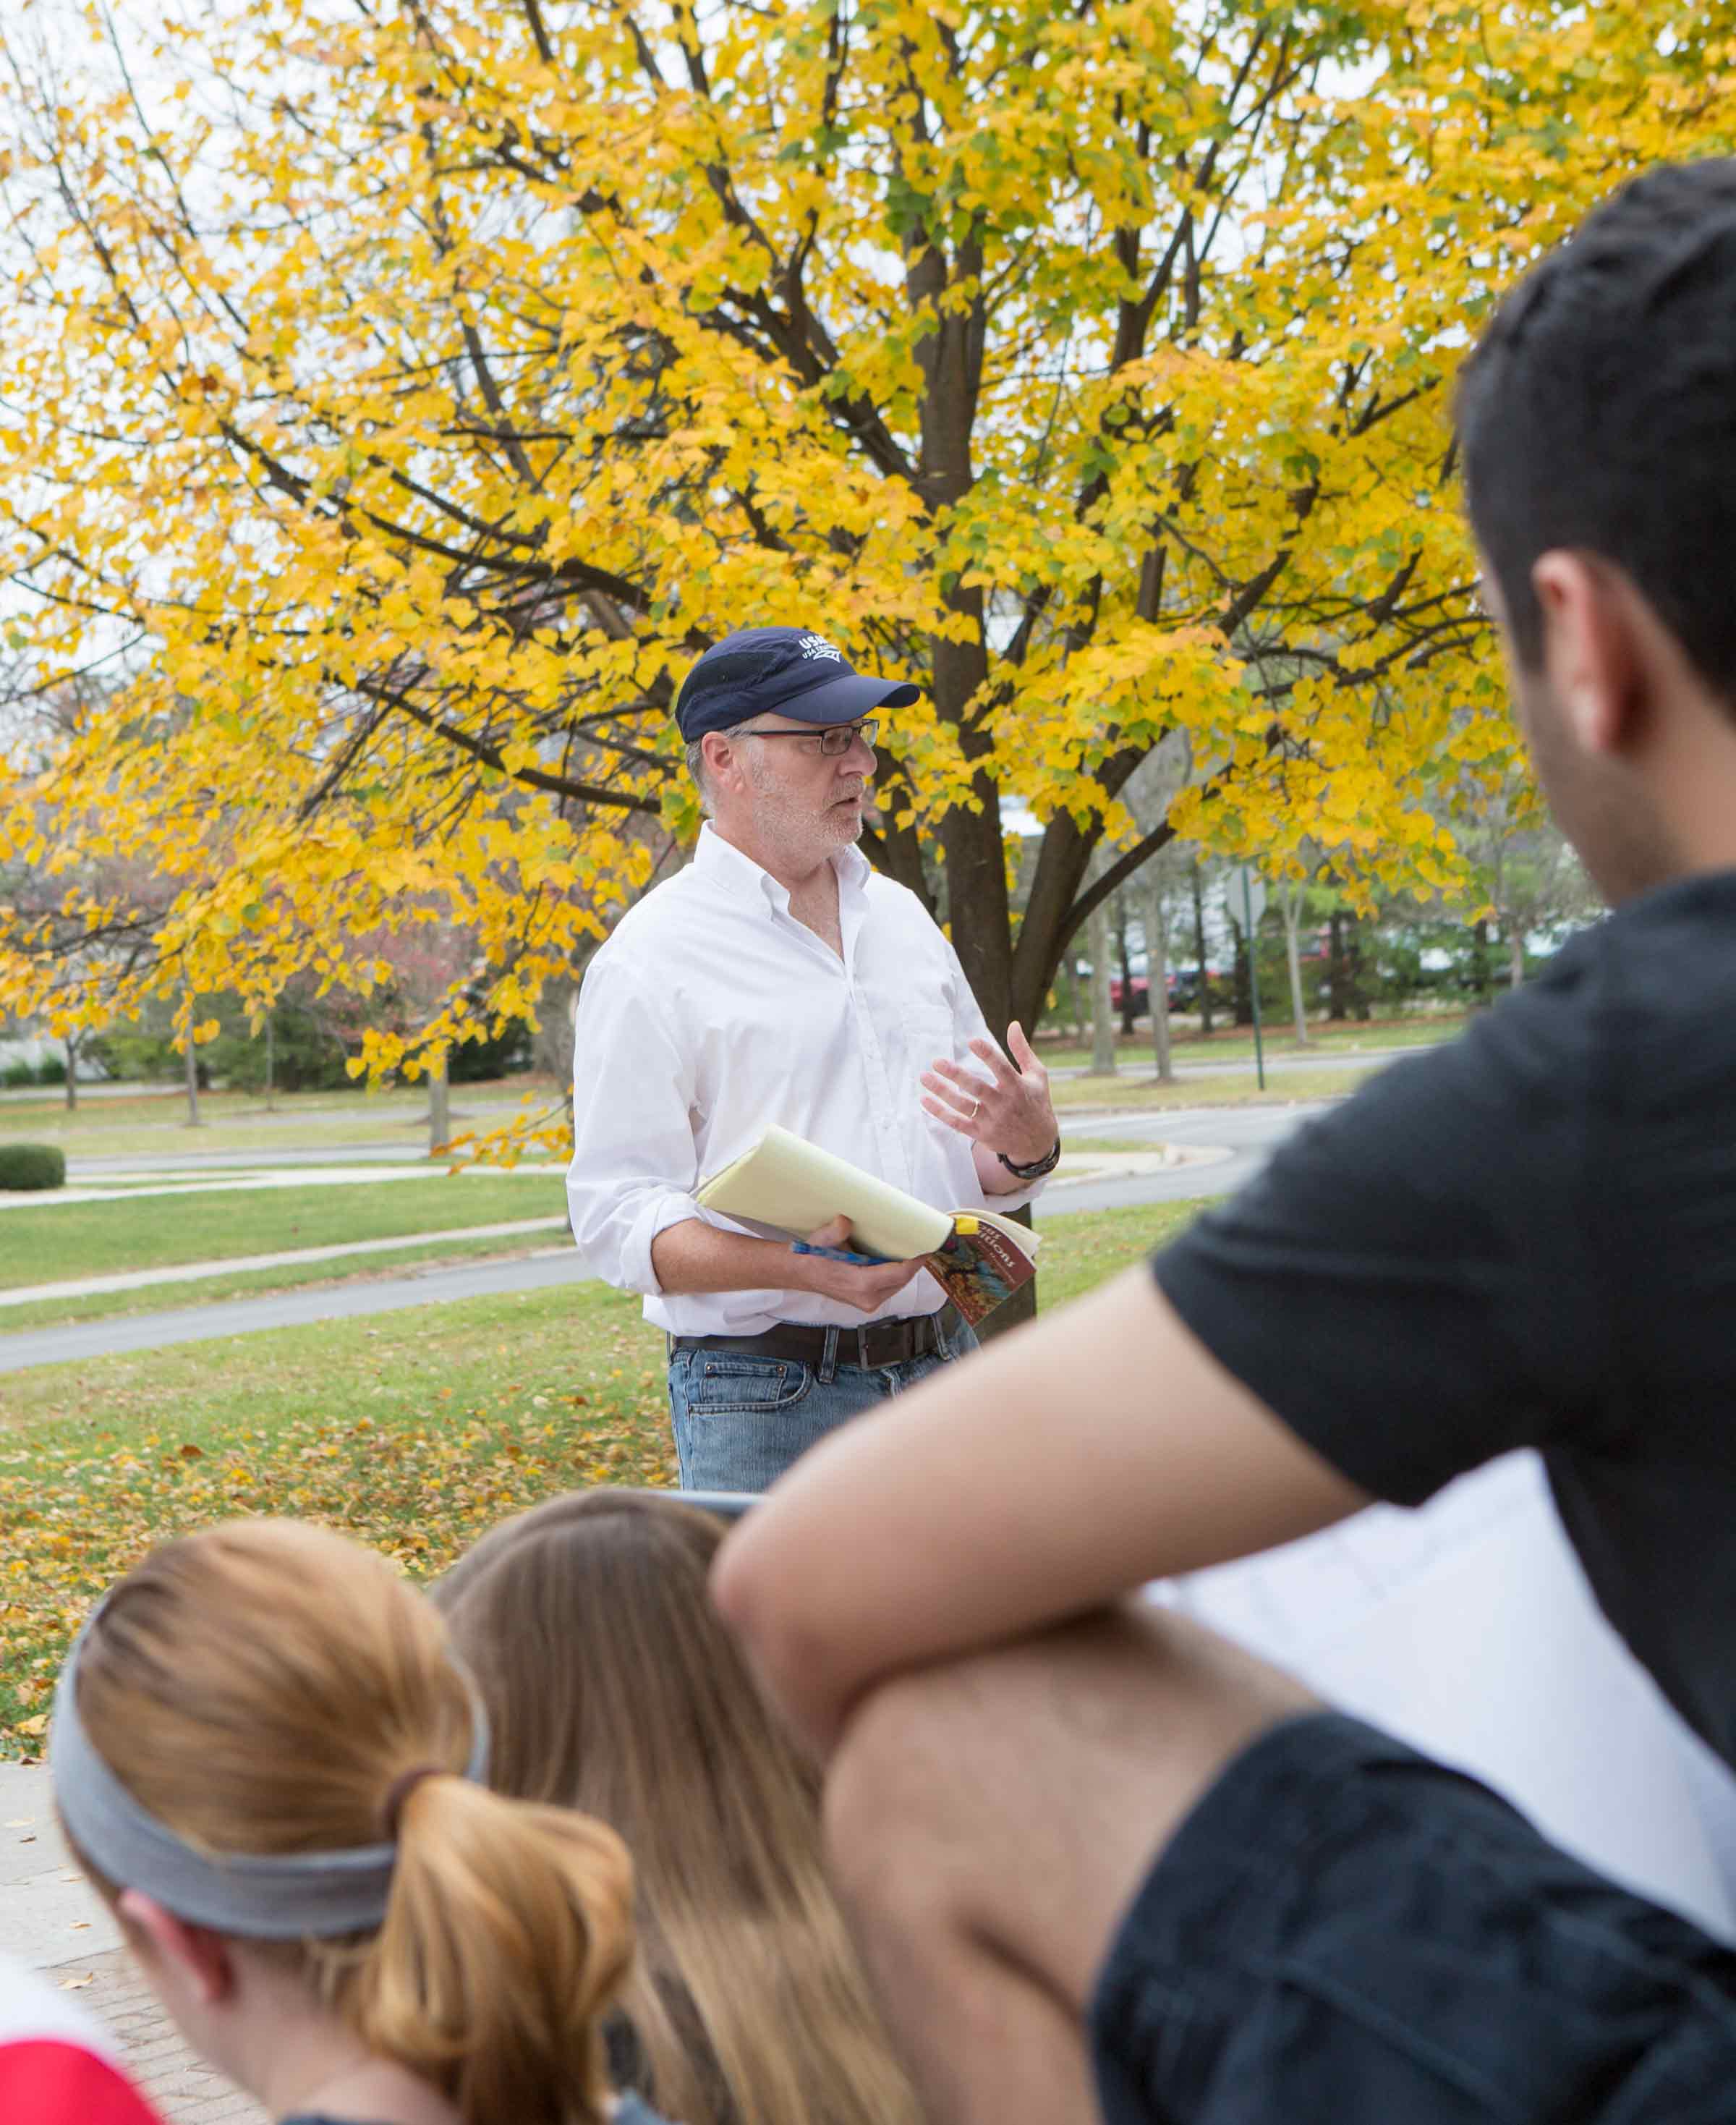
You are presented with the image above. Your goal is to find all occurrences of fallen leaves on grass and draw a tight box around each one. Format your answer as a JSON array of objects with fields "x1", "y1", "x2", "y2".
[{"x1": 0, "y1": 1401, "x2": 676, "y2": 1755}]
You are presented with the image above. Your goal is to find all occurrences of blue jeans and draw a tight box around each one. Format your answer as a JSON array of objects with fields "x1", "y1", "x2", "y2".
[{"x1": 667, "y1": 1315, "x2": 979, "y2": 1493}]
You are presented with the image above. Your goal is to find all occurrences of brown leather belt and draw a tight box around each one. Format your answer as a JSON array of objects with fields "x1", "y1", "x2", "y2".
[{"x1": 669, "y1": 1303, "x2": 960, "y2": 1372}]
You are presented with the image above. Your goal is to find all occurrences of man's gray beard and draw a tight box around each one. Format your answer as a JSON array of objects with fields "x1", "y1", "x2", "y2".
[{"x1": 747, "y1": 769, "x2": 867, "y2": 861}]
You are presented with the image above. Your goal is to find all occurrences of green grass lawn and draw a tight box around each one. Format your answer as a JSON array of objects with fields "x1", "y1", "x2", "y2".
[
  {"x1": 1035, "y1": 1015, "x2": 1463, "y2": 1072},
  {"x1": 0, "y1": 1170, "x2": 568, "y2": 1291},
  {"x1": 0, "y1": 1197, "x2": 1200, "y2": 1752},
  {"x1": 1052, "y1": 1064, "x2": 1385, "y2": 1111},
  {"x1": 0, "y1": 1077, "x2": 567, "y2": 1161}
]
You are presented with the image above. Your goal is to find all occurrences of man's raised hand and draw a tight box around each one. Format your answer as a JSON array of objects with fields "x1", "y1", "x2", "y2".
[{"x1": 919, "y1": 1019, "x2": 1057, "y2": 1166}]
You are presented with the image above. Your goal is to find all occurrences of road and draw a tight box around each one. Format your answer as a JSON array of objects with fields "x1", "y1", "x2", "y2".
[
  {"x1": 0, "y1": 1105, "x2": 1327, "y2": 1374},
  {"x1": 1038, "y1": 1102, "x2": 1315, "y2": 1212}
]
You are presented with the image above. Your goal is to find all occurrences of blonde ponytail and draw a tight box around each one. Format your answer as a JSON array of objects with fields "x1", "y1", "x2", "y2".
[
  {"x1": 60, "y1": 1519, "x2": 637, "y2": 2125},
  {"x1": 352, "y1": 1775, "x2": 632, "y2": 2125}
]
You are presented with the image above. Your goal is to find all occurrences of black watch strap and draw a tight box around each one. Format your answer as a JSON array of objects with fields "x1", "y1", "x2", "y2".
[{"x1": 997, "y1": 1137, "x2": 1061, "y2": 1181}]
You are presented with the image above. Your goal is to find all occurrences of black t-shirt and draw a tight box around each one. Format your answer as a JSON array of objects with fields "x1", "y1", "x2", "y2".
[{"x1": 1153, "y1": 870, "x2": 1736, "y2": 1770}]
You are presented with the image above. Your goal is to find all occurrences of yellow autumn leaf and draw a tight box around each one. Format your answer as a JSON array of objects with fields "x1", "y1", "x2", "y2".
[{"x1": 0, "y1": 0, "x2": 1713, "y2": 1114}]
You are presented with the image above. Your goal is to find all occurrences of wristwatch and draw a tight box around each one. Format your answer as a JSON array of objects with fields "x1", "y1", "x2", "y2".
[{"x1": 997, "y1": 1137, "x2": 1062, "y2": 1181}]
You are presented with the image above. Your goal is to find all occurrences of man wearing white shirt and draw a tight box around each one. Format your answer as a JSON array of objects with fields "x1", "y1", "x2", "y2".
[{"x1": 566, "y1": 624, "x2": 1060, "y2": 1491}]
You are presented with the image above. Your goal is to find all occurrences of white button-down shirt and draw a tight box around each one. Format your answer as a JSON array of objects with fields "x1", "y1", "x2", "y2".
[{"x1": 566, "y1": 826, "x2": 1043, "y2": 1336}]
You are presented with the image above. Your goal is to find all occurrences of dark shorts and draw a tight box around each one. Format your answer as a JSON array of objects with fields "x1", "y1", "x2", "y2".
[{"x1": 1089, "y1": 1712, "x2": 1736, "y2": 2124}]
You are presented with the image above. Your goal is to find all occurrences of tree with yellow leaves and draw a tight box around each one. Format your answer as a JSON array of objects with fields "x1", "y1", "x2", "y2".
[{"x1": 0, "y1": 0, "x2": 1729, "y2": 1125}]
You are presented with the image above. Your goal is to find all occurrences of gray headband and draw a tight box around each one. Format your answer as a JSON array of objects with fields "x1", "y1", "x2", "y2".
[{"x1": 51, "y1": 1603, "x2": 490, "y2": 1940}]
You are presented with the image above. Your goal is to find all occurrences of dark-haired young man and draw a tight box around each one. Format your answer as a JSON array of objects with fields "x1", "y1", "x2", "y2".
[
  {"x1": 716, "y1": 163, "x2": 1736, "y2": 2121},
  {"x1": 566, "y1": 626, "x2": 1058, "y2": 1493}
]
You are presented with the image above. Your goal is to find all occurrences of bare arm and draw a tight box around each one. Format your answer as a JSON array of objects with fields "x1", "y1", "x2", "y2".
[
  {"x1": 974, "y1": 1139, "x2": 1036, "y2": 1197},
  {"x1": 651, "y1": 1215, "x2": 929, "y2": 1312},
  {"x1": 712, "y1": 1263, "x2": 1369, "y2": 1755}
]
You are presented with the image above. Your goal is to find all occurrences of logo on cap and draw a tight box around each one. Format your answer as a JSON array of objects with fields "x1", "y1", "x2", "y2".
[{"x1": 797, "y1": 634, "x2": 845, "y2": 662}]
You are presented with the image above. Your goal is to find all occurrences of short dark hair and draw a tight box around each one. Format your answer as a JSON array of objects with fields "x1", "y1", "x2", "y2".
[{"x1": 1458, "y1": 158, "x2": 1736, "y2": 699}]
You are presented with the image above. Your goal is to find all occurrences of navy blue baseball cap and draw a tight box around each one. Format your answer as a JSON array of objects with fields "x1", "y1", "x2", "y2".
[{"x1": 675, "y1": 627, "x2": 922, "y2": 742}]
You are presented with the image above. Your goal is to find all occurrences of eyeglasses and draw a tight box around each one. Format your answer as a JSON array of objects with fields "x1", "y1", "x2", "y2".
[{"x1": 734, "y1": 718, "x2": 880, "y2": 758}]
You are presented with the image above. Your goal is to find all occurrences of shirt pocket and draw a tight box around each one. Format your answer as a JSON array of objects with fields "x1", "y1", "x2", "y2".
[{"x1": 898, "y1": 998, "x2": 960, "y2": 1074}]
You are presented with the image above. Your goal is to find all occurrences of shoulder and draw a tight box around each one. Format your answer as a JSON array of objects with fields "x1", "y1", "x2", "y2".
[
  {"x1": 1193, "y1": 966, "x2": 1601, "y2": 1251},
  {"x1": 1329, "y1": 911, "x2": 1627, "y2": 1142},
  {"x1": 1357, "y1": 877, "x2": 1727, "y2": 1134},
  {"x1": 861, "y1": 869, "x2": 947, "y2": 941},
  {"x1": 583, "y1": 870, "x2": 715, "y2": 1001},
  {"x1": 595, "y1": 866, "x2": 702, "y2": 957},
  {"x1": 1557, "y1": 871, "x2": 1736, "y2": 1088}
]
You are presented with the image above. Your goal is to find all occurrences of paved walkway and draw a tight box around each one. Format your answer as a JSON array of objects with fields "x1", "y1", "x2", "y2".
[
  {"x1": 0, "y1": 1247, "x2": 585, "y2": 1373},
  {"x1": 0, "y1": 1217, "x2": 567, "y2": 1308},
  {"x1": 0, "y1": 1128, "x2": 1274, "y2": 1374},
  {"x1": 2, "y1": 1763, "x2": 263, "y2": 2121}
]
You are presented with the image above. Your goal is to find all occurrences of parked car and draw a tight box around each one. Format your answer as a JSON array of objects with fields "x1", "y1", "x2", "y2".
[
  {"x1": 1105, "y1": 969, "x2": 1228, "y2": 1013},
  {"x1": 1165, "y1": 967, "x2": 1231, "y2": 1011}
]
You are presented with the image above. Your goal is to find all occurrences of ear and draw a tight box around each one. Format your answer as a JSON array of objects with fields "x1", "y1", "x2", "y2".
[
  {"x1": 117, "y1": 1889, "x2": 237, "y2": 2007},
  {"x1": 1531, "y1": 551, "x2": 1641, "y2": 756},
  {"x1": 702, "y1": 729, "x2": 741, "y2": 790}
]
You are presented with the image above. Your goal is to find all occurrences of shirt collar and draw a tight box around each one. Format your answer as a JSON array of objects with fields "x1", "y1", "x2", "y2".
[{"x1": 694, "y1": 823, "x2": 872, "y2": 915}]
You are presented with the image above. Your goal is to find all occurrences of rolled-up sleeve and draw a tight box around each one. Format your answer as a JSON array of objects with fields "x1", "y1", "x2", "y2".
[{"x1": 566, "y1": 956, "x2": 702, "y2": 1297}]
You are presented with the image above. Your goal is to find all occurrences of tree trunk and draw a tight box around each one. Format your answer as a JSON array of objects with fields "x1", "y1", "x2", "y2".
[
  {"x1": 916, "y1": 239, "x2": 1010, "y2": 1039},
  {"x1": 183, "y1": 1010, "x2": 201, "y2": 1126},
  {"x1": 1279, "y1": 882, "x2": 1311, "y2": 1045},
  {"x1": 64, "y1": 1035, "x2": 77, "y2": 1112},
  {"x1": 1068, "y1": 957, "x2": 1086, "y2": 1039},
  {"x1": 940, "y1": 768, "x2": 1013, "y2": 1033},
  {"x1": 1191, "y1": 859, "x2": 1214, "y2": 1036},
  {"x1": 1230, "y1": 915, "x2": 1253, "y2": 1027},
  {"x1": 1115, "y1": 894, "x2": 1139, "y2": 1034},
  {"x1": 1146, "y1": 878, "x2": 1173, "y2": 1082},
  {"x1": 1088, "y1": 902, "x2": 1118, "y2": 1074},
  {"x1": 427, "y1": 1059, "x2": 451, "y2": 1153},
  {"x1": 1327, "y1": 910, "x2": 1350, "y2": 1021},
  {"x1": 1470, "y1": 918, "x2": 1493, "y2": 1008},
  {"x1": 532, "y1": 971, "x2": 584, "y2": 1091},
  {"x1": 1508, "y1": 928, "x2": 1526, "y2": 989}
]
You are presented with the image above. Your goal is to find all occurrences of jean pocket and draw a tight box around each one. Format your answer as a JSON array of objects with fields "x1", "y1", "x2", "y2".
[{"x1": 679, "y1": 1354, "x2": 813, "y2": 1415}]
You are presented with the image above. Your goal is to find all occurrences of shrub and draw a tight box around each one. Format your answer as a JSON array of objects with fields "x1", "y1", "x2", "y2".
[
  {"x1": 85, "y1": 1030, "x2": 180, "y2": 1081},
  {"x1": 447, "y1": 1019, "x2": 534, "y2": 1082},
  {"x1": 35, "y1": 1056, "x2": 67, "y2": 1087},
  {"x1": 0, "y1": 1061, "x2": 35, "y2": 1090},
  {"x1": 0, "y1": 1145, "x2": 66, "y2": 1192},
  {"x1": 209, "y1": 1001, "x2": 354, "y2": 1093}
]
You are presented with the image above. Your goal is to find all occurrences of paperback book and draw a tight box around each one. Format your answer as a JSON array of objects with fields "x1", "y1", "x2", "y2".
[{"x1": 696, "y1": 1124, "x2": 1040, "y2": 1326}]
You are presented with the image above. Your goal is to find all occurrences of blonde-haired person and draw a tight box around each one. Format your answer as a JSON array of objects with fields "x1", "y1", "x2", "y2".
[
  {"x1": 50, "y1": 1519, "x2": 671, "y2": 2125},
  {"x1": 433, "y1": 1490, "x2": 927, "y2": 2125}
]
